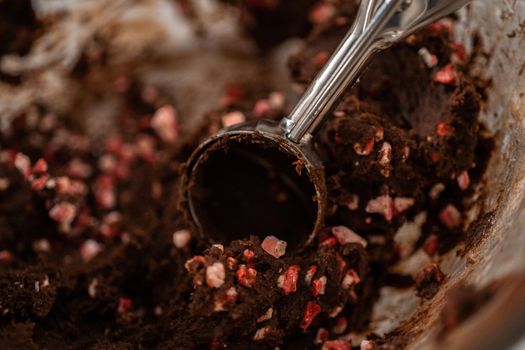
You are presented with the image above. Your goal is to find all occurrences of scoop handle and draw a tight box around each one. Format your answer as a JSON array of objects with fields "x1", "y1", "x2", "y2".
[{"x1": 281, "y1": 0, "x2": 472, "y2": 144}]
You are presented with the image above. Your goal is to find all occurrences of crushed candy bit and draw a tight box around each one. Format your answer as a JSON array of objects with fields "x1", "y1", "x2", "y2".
[
  {"x1": 80, "y1": 239, "x2": 103, "y2": 262},
  {"x1": 322, "y1": 339, "x2": 352, "y2": 350},
  {"x1": 418, "y1": 47, "x2": 438, "y2": 68},
  {"x1": 14, "y1": 153, "x2": 31, "y2": 180},
  {"x1": 261, "y1": 235, "x2": 287, "y2": 258},
  {"x1": 224, "y1": 287, "x2": 238, "y2": 302},
  {"x1": 236, "y1": 265, "x2": 257, "y2": 288},
  {"x1": 378, "y1": 142, "x2": 392, "y2": 177},
  {"x1": 312, "y1": 276, "x2": 327, "y2": 296},
  {"x1": 214, "y1": 287, "x2": 238, "y2": 311},
  {"x1": 332, "y1": 316, "x2": 347, "y2": 335},
  {"x1": 305, "y1": 265, "x2": 318, "y2": 285},
  {"x1": 226, "y1": 257, "x2": 238, "y2": 270},
  {"x1": 49, "y1": 202, "x2": 77, "y2": 233},
  {"x1": 277, "y1": 265, "x2": 301, "y2": 295},
  {"x1": 319, "y1": 236, "x2": 338, "y2": 248},
  {"x1": 314, "y1": 328, "x2": 329, "y2": 345},
  {"x1": 252, "y1": 99, "x2": 271, "y2": 118},
  {"x1": 457, "y1": 170, "x2": 470, "y2": 190},
  {"x1": 434, "y1": 64, "x2": 458, "y2": 85},
  {"x1": 151, "y1": 105, "x2": 179, "y2": 143},
  {"x1": 253, "y1": 326, "x2": 273, "y2": 341},
  {"x1": 423, "y1": 234, "x2": 439, "y2": 257},
  {"x1": 342, "y1": 269, "x2": 360, "y2": 289},
  {"x1": 211, "y1": 244, "x2": 224, "y2": 252},
  {"x1": 300, "y1": 301, "x2": 322, "y2": 331},
  {"x1": 32, "y1": 158, "x2": 48, "y2": 174},
  {"x1": 67, "y1": 158, "x2": 92, "y2": 178},
  {"x1": 118, "y1": 297, "x2": 133, "y2": 314},
  {"x1": 33, "y1": 239, "x2": 51, "y2": 253},
  {"x1": 309, "y1": 2, "x2": 335, "y2": 24},
  {"x1": 221, "y1": 111, "x2": 246, "y2": 127},
  {"x1": 436, "y1": 122, "x2": 455, "y2": 136},
  {"x1": 38, "y1": 276, "x2": 50, "y2": 291},
  {"x1": 173, "y1": 229, "x2": 192, "y2": 248},
  {"x1": 98, "y1": 154, "x2": 117, "y2": 173},
  {"x1": 375, "y1": 127, "x2": 384, "y2": 141},
  {"x1": 429, "y1": 183, "x2": 446, "y2": 200},
  {"x1": 93, "y1": 175, "x2": 116, "y2": 209},
  {"x1": 206, "y1": 262, "x2": 226, "y2": 288},
  {"x1": 31, "y1": 176, "x2": 49, "y2": 191},
  {"x1": 99, "y1": 212, "x2": 121, "y2": 240},
  {"x1": 365, "y1": 195, "x2": 394, "y2": 221},
  {"x1": 329, "y1": 305, "x2": 344, "y2": 318},
  {"x1": 439, "y1": 204, "x2": 461, "y2": 229},
  {"x1": 425, "y1": 18, "x2": 453, "y2": 36},
  {"x1": 331, "y1": 226, "x2": 367, "y2": 247},
  {"x1": 344, "y1": 194, "x2": 359, "y2": 211},
  {"x1": 393, "y1": 197, "x2": 415, "y2": 214},
  {"x1": 354, "y1": 137, "x2": 375, "y2": 156},
  {"x1": 257, "y1": 307, "x2": 273, "y2": 323},
  {"x1": 360, "y1": 340, "x2": 375, "y2": 350},
  {"x1": 268, "y1": 92, "x2": 285, "y2": 109},
  {"x1": 184, "y1": 256, "x2": 205, "y2": 272},
  {"x1": 242, "y1": 249, "x2": 255, "y2": 261},
  {"x1": 136, "y1": 135, "x2": 157, "y2": 162},
  {"x1": 336, "y1": 255, "x2": 347, "y2": 273},
  {"x1": 88, "y1": 278, "x2": 98, "y2": 298}
]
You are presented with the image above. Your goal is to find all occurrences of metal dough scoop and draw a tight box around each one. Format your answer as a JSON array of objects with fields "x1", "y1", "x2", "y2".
[{"x1": 183, "y1": 0, "x2": 472, "y2": 247}]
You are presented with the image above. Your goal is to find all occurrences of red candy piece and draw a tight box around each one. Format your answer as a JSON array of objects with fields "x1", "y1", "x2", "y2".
[
  {"x1": 226, "y1": 257, "x2": 238, "y2": 270},
  {"x1": 331, "y1": 226, "x2": 367, "y2": 247},
  {"x1": 309, "y1": 3, "x2": 335, "y2": 24},
  {"x1": 457, "y1": 170, "x2": 470, "y2": 190},
  {"x1": 436, "y1": 122, "x2": 455, "y2": 136},
  {"x1": 439, "y1": 204, "x2": 461, "y2": 229},
  {"x1": 242, "y1": 249, "x2": 255, "y2": 261},
  {"x1": 312, "y1": 276, "x2": 327, "y2": 297},
  {"x1": 300, "y1": 301, "x2": 322, "y2": 330},
  {"x1": 434, "y1": 64, "x2": 458, "y2": 85},
  {"x1": 118, "y1": 297, "x2": 132, "y2": 314},
  {"x1": 342, "y1": 269, "x2": 360, "y2": 289},
  {"x1": 354, "y1": 137, "x2": 375, "y2": 156},
  {"x1": 322, "y1": 340, "x2": 352, "y2": 350},
  {"x1": 31, "y1": 176, "x2": 49, "y2": 191},
  {"x1": 236, "y1": 265, "x2": 257, "y2": 288},
  {"x1": 278, "y1": 265, "x2": 301, "y2": 295},
  {"x1": 32, "y1": 158, "x2": 48, "y2": 174},
  {"x1": 304, "y1": 265, "x2": 318, "y2": 285},
  {"x1": 319, "y1": 236, "x2": 338, "y2": 248},
  {"x1": 332, "y1": 316, "x2": 348, "y2": 334},
  {"x1": 423, "y1": 234, "x2": 439, "y2": 257}
]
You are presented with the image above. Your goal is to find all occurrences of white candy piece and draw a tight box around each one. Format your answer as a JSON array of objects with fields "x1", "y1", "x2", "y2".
[{"x1": 206, "y1": 262, "x2": 225, "y2": 288}]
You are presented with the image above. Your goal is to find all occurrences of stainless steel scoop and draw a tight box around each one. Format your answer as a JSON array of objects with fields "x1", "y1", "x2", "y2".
[{"x1": 183, "y1": 0, "x2": 472, "y2": 247}]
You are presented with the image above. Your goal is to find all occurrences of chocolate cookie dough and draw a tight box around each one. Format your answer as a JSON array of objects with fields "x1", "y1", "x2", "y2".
[{"x1": 0, "y1": 1, "x2": 492, "y2": 349}]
